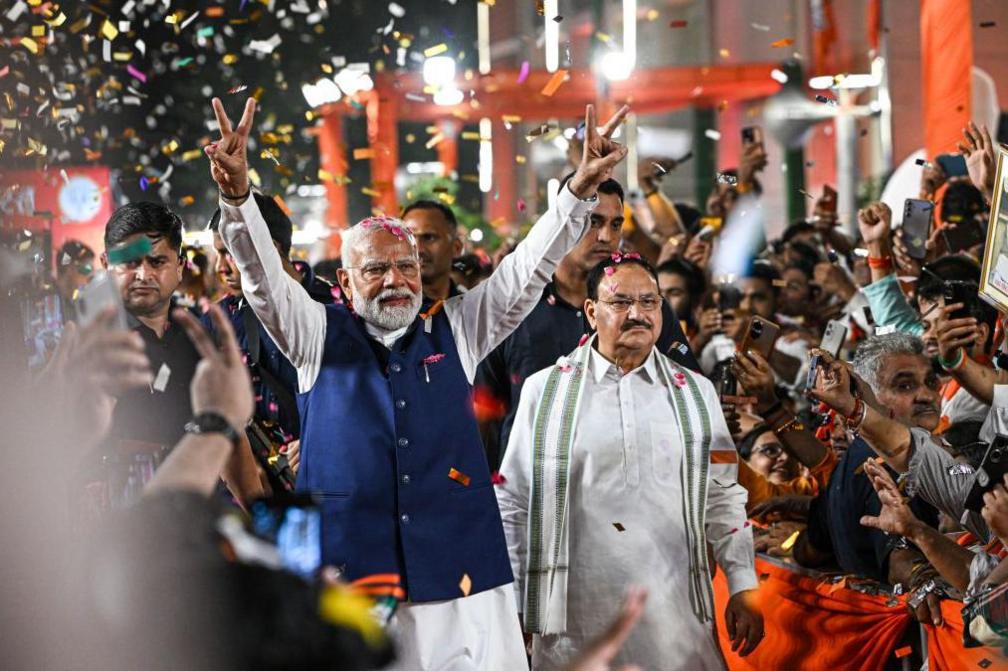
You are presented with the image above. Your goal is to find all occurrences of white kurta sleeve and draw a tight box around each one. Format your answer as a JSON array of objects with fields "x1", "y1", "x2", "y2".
[
  {"x1": 445, "y1": 186, "x2": 596, "y2": 382},
  {"x1": 700, "y1": 380, "x2": 759, "y2": 597},
  {"x1": 495, "y1": 371, "x2": 546, "y2": 615},
  {"x1": 217, "y1": 196, "x2": 326, "y2": 392}
]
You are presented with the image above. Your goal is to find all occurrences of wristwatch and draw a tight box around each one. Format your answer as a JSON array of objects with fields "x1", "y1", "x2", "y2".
[{"x1": 184, "y1": 412, "x2": 241, "y2": 446}]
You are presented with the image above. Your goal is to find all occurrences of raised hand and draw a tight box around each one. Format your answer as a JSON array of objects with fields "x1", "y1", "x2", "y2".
[
  {"x1": 737, "y1": 141, "x2": 768, "y2": 187},
  {"x1": 981, "y1": 475, "x2": 1008, "y2": 547},
  {"x1": 733, "y1": 350, "x2": 777, "y2": 413},
  {"x1": 958, "y1": 122, "x2": 997, "y2": 203},
  {"x1": 568, "y1": 104, "x2": 631, "y2": 200},
  {"x1": 563, "y1": 586, "x2": 647, "y2": 671},
  {"x1": 173, "y1": 304, "x2": 254, "y2": 431},
  {"x1": 856, "y1": 201, "x2": 892, "y2": 249},
  {"x1": 934, "y1": 302, "x2": 978, "y2": 365},
  {"x1": 808, "y1": 356, "x2": 857, "y2": 417},
  {"x1": 205, "y1": 97, "x2": 257, "y2": 200},
  {"x1": 859, "y1": 460, "x2": 921, "y2": 538}
]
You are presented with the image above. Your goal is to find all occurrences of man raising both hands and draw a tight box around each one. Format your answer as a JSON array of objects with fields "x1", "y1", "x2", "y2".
[{"x1": 205, "y1": 96, "x2": 630, "y2": 669}]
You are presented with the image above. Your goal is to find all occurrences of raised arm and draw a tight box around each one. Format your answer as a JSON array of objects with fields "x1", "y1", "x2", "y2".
[
  {"x1": 204, "y1": 97, "x2": 325, "y2": 388},
  {"x1": 447, "y1": 104, "x2": 630, "y2": 381}
]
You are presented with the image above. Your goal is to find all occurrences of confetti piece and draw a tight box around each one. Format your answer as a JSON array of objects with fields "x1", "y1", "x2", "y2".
[
  {"x1": 424, "y1": 43, "x2": 448, "y2": 57},
  {"x1": 448, "y1": 467, "x2": 471, "y2": 486},
  {"x1": 389, "y1": 2, "x2": 406, "y2": 17},
  {"x1": 459, "y1": 573, "x2": 472, "y2": 596},
  {"x1": 980, "y1": 21, "x2": 996, "y2": 28},
  {"x1": 101, "y1": 19, "x2": 119, "y2": 41},
  {"x1": 894, "y1": 646, "x2": 912, "y2": 659},
  {"x1": 20, "y1": 37, "x2": 39, "y2": 54},
  {"x1": 779, "y1": 530, "x2": 800, "y2": 552},
  {"x1": 771, "y1": 37, "x2": 794, "y2": 48},
  {"x1": 126, "y1": 64, "x2": 147, "y2": 83},
  {"x1": 107, "y1": 236, "x2": 153, "y2": 266},
  {"x1": 517, "y1": 60, "x2": 530, "y2": 84},
  {"x1": 719, "y1": 48, "x2": 730, "y2": 58},
  {"x1": 751, "y1": 22, "x2": 771, "y2": 31},
  {"x1": 491, "y1": 471, "x2": 507, "y2": 485},
  {"x1": 613, "y1": 522, "x2": 625, "y2": 532},
  {"x1": 425, "y1": 132, "x2": 444, "y2": 149},
  {"x1": 152, "y1": 363, "x2": 171, "y2": 392},
  {"x1": 770, "y1": 68, "x2": 789, "y2": 84},
  {"x1": 815, "y1": 94, "x2": 838, "y2": 106},
  {"x1": 517, "y1": 198, "x2": 527, "y2": 212},
  {"x1": 914, "y1": 158, "x2": 932, "y2": 167},
  {"x1": 540, "y1": 69, "x2": 568, "y2": 97},
  {"x1": 553, "y1": 15, "x2": 563, "y2": 23},
  {"x1": 227, "y1": 84, "x2": 247, "y2": 94},
  {"x1": 704, "y1": 129, "x2": 721, "y2": 141},
  {"x1": 353, "y1": 148, "x2": 375, "y2": 160},
  {"x1": 669, "y1": 19, "x2": 688, "y2": 28}
]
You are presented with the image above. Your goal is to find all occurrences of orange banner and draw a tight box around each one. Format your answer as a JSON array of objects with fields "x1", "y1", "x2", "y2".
[
  {"x1": 920, "y1": 0, "x2": 973, "y2": 158},
  {"x1": 713, "y1": 557, "x2": 1006, "y2": 670}
]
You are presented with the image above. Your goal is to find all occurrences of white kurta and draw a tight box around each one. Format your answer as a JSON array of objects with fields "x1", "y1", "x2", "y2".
[{"x1": 497, "y1": 348, "x2": 757, "y2": 671}]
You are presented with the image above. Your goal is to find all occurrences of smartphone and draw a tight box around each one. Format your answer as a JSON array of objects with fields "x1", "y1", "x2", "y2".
[
  {"x1": 249, "y1": 493, "x2": 322, "y2": 578},
  {"x1": 21, "y1": 292, "x2": 63, "y2": 368},
  {"x1": 821, "y1": 185, "x2": 838, "y2": 214},
  {"x1": 941, "y1": 217, "x2": 987, "y2": 254},
  {"x1": 901, "y1": 198, "x2": 934, "y2": 260},
  {"x1": 741, "y1": 126, "x2": 763, "y2": 145},
  {"x1": 714, "y1": 359, "x2": 737, "y2": 399},
  {"x1": 718, "y1": 285, "x2": 742, "y2": 312},
  {"x1": 805, "y1": 354, "x2": 822, "y2": 395},
  {"x1": 936, "y1": 153, "x2": 968, "y2": 178},
  {"x1": 944, "y1": 280, "x2": 979, "y2": 322},
  {"x1": 739, "y1": 316, "x2": 780, "y2": 360},
  {"x1": 76, "y1": 271, "x2": 130, "y2": 330},
  {"x1": 964, "y1": 436, "x2": 1008, "y2": 513},
  {"x1": 820, "y1": 319, "x2": 848, "y2": 357}
]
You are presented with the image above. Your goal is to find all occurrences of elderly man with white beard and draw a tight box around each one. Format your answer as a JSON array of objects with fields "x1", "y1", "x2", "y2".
[{"x1": 204, "y1": 96, "x2": 630, "y2": 669}]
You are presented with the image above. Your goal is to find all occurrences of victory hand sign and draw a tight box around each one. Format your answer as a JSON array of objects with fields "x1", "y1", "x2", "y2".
[
  {"x1": 205, "y1": 97, "x2": 257, "y2": 201},
  {"x1": 568, "y1": 104, "x2": 631, "y2": 200}
]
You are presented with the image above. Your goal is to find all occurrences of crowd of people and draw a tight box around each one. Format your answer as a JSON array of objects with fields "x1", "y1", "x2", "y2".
[{"x1": 5, "y1": 89, "x2": 1008, "y2": 670}]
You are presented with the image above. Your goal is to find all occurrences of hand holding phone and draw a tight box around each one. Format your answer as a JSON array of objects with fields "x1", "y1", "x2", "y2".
[
  {"x1": 76, "y1": 271, "x2": 130, "y2": 331},
  {"x1": 900, "y1": 198, "x2": 934, "y2": 261},
  {"x1": 739, "y1": 316, "x2": 781, "y2": 360}
]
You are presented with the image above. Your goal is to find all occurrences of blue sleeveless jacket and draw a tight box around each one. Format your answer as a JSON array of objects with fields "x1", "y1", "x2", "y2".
[{"x1": 296, "y1": 301, "x2": 514, "y2": 602}]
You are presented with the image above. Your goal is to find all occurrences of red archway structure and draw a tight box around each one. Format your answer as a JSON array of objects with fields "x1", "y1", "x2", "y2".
[{"x1": 316, "y1": 63, "x2": 782, "y2": 235}]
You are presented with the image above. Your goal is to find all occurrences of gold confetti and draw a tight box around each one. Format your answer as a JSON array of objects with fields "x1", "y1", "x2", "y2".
[
  {"x1": 361, "y1": 186, "x2": 380, "y2": 197},
  {"x1": 459, "y1": 573, "x2": 472, "y2": 597},
  {"x1": 771, "y1": 38, "x2": 795, "y2": 48},
  {"x1": 425, "y1": 132, "x2": 444, "y2": 149},
  {"x1": 101, "y1": 19, "x2": 118, "y2": 41},
  {"x1": 179, "y1": 195, "x2": 195, "y2": 206},
  {"x1": 424, "y1": 43, "x2": 448, "y2": 57},
  {"x1": 515, "y1": 155, "x2": 526, "y2": 165},
  {"x1": 222, "y1": 54, "x2": 238, "y2": 65},
  {"x1": 353, "y1": 148, "x2": 375, "y2": 160},
  {"x1": 719, "y1": 48, "x2": 730, "y2": 58},
  {"x1": 31, "y1": 25, "x2": 46, "y2": 37},
  {"x1": 20, "y1": 37, "x2": 39, "y2": 54},
  {"x1": 181, "y1": 149, "x2": 202, "y2": 162},
  {"x1": 780, "y1": 530, "x2": 800, "y2": 552}
]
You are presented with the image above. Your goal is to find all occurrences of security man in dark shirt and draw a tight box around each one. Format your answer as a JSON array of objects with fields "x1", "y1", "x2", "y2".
[
  {"x1": 475, "y1": 177, "x2": 699, "y2": 469},
  {"x1": 102, "y1": 202, "x2": 200, "y2": 450},
  {"x1": 401, "y1": 199, "x2": 466, "y2": 301},
  {"x1": 207, "y1": 193, "x2": 335, "y2": 474}
]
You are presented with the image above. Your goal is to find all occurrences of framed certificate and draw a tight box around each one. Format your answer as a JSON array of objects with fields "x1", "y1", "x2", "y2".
[{"x1": 979, "y1": 146, "x2": 1008, "y2": 314}]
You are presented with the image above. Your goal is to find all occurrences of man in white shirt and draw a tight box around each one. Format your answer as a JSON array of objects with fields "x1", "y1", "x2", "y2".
[
  {"x1": 497, "y1": 253, "x2": 763, "y2": 670},
  {"x1": 204, "y1": 96, "x2": 630, "y2": 670}
]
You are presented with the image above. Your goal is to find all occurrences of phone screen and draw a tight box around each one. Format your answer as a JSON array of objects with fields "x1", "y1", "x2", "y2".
[
  {"x1": 936, "y1": 153, "x2": 968, "y2": 178},
  {"x1": 249, "y1": 495, "x2": 322, "y2": 578},
  {"x1": 21, "y1": 292, "x2": 63, "y2": 368}
]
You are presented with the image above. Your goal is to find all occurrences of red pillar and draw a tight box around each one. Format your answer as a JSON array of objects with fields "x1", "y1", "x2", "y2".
[
  {"x1": 486, "y1": 118, "x2": 517, "y2": 234},
  {"x1": 436, "y1": 120, "x2": 461, "y2": 177},
  {"x1": 318, "y1": 111, "x2": 348, "y2": 229},
  {"x1": 365, "y1": 87, "x2": 400, "y2": 215}
]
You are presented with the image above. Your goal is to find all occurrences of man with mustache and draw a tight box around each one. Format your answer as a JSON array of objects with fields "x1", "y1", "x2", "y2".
[
  {"x1": 401, "y1": 200, "x2": 465, "y2": 301},
  {"x1": 205, "y1": 96, "x2": 630, "y2": 669},
  {"x1": 497, "y1": 254, "x2": 762, "y2": 670},
  {"x1": 101, "y1": 202, "x2": 202, "y2": 449},
  {"x1": 794, "y1": 333, "x2": 946, "y2": 626},
  {"x1": 475, "y1": 176, "x2": 698, "y2": 469}
]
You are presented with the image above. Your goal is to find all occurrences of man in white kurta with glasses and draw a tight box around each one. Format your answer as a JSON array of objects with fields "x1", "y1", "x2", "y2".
[{"x1": 497, "y1": 253, "x2": 764, "y2": 670}]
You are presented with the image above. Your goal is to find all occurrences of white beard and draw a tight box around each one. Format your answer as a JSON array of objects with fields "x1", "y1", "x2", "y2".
[{"x1": 351, "y1": 282, "x2": 422, "y2": 332}]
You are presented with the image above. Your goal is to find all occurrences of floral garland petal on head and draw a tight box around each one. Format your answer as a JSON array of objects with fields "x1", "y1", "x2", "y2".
[
  {"x1": 357, "y1": 215, "x2": 410, "y2": 241},
  {"x1": 604, "y1": 250, "x2": 642, "y2": 275}
]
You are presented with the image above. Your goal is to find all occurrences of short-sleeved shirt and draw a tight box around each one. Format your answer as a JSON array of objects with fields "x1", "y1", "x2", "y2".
[
  {"x1": 805, "y1": 437, "x2": 940, "y2": 581},
  {"x1": 474, "y1": 280, "x2": 699, "y2": 469},
  {"x1": 108, "y1": 308, "x2": 200, "y2": 448}
]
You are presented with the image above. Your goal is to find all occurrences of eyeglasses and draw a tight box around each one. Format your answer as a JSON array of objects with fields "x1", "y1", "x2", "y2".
[
  {"x1": 751, "y1": 443, "x2": 784, "y2": 459},
  {"x1": 348, "y1": 260, "x2": 421, "y2": 282},
  {"x1": 599, "y1": 295, "x2": 663, "y2": 313}
]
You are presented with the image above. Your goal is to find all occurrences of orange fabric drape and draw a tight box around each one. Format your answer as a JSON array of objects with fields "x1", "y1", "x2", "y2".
[
  {"x1": 713, "y1": 557, "x2": 1007, "y2": 670},
  {"x1": 713, "y1": 558, "x2": 910, "y2": 670},
  {"x1": 920, "y1": 0, "x2": 973, "y2": 159}
]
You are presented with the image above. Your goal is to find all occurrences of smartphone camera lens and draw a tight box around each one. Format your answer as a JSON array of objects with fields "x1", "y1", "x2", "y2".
[{"x1": 750, "y1": 321, "x2": 763, "y2": 337}]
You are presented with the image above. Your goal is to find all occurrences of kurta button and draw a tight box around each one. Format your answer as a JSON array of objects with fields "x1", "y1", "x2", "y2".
[
  {"x1": 390, "y1": 362, "x2": 402, "y2": 373},
  {"x1": 398, "y1": 437, "x2": 409, "y2": 447},
  {"x1": 396, "y1": 399, "x2": 407, "y2": 409},
  {"x1": 400, "y1": 513, "x2": 410, "y2": 524},
  {"x1": 401, "y1": 474, "x2": 411, "y2": 484}
]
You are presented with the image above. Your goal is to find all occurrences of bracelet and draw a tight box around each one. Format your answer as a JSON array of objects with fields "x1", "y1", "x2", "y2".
[
  {"x1": 844, "y1": 397, "x2": 867, "y2": 432},
  {"x1": 220, "y1": 185, "x2": 251, "y2": 202},
  {"x1": 938, "y1": 348, "x2": 967, "y2": 371},
  {"x1": 867, "y1": 255, "x2": 893, "y2": 270}
]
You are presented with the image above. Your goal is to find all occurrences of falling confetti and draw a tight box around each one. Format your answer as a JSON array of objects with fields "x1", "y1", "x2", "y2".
[
  {"x1": 517, "y1": 60, "x2": 531, "y2": 84},
  {"x1": 704, "y1": 129, "x2": 721, "y2": 141},
  {"x1": 448, "y1": 467, "x2": 471, "y2": 486},
  {"x1": 770, "y1": 37, "x2": 794, "y2": 48},
  {"x1": 980, "y1": 21, "x2": 996, "y2": 28},
  {"x1": 423, "y1": 43, "x2": 448, "y2": 57},
  {"x1": 152, "y1": 363, "x2": 171, "y2": 392},
  {"x1": 613, "y1": 522, "x2": 626, "y2": 532},
  {"x1": 459, "y1": 573, "x2": 472, "y2": 597},
  {"x1": 540, "y1": 69, "x2": 568, "y2": 97},
  {"x1": 669, "y1": 19, "x2": 688, "y2": 28},
  {"x1": 815, "y1": 94, "x2": 838, "y2": 106},
  {"x1": 517, "y1": 198, "x2": 527, "y2": 212}
]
